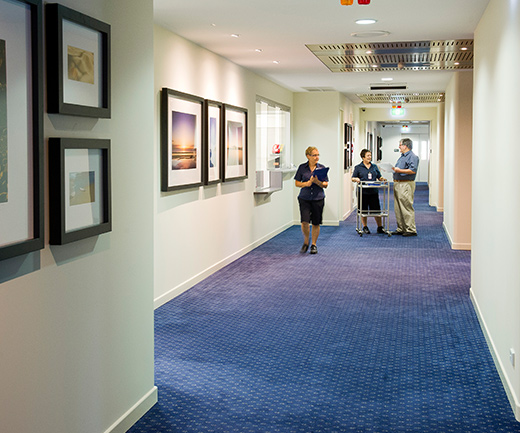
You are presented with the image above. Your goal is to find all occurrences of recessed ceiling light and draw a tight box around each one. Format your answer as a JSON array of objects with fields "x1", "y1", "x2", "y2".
[
  {"x1": 356, "y1": 18, "x2": 377, "y2": 25},
  {"x1": 273, "y1": 60, "x2": 280, "y2": 64},
  {"x1": 381, "y1": 77, "x2": 393, "y2": 81},
  {"x1": 211, "y1": 23, "x2": 216, "y2": 27},
  {"x1": 255, "y1": 49, "x2": 263, "y2": 53},
  {"x1": 371, "y1": 64, "x2": 378, "y2": 68},
  {"x1": 454, "y1": 62, "x2": 460, "y2": 65},
  {"x1": 461, "y1": 47, "x2": 468, "y2": 50},
  {"x1": 231, "y1": 34, "x2": 240, "y2": 38},
  {"x1": 366, "y1": 50, "x2": 373, "y2": 54}
]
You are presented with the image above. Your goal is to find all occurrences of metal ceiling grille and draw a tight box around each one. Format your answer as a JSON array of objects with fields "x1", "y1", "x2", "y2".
[
  {"x1": 306, "y1": 40, "x2": 473, "y2": 72},
  {"x1": 356, "y1": 92, "x2": 445, "y2": 104}
]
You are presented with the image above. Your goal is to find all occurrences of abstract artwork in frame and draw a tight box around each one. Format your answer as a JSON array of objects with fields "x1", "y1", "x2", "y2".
[
  {"x1": 223, "y1": 104, "x2": 248, "y2": 182},
  {"x1": 0, "y1": 0, "x2": 44, "y2": 261},
  {"x1": 48, "y1": 138, "x2": 111, "y2": 245},
  {"x1": 203, "y1": 99, "x2": 222, "y2": 185},
  {"x1": 161, "y1": 88, "x2": 204, "y2": 191},
  {"x1": 46, "y1": 3, "x2": 111, "y2": 118}
]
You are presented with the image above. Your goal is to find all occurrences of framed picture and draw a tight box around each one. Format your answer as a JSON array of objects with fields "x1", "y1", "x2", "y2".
[
  {"x1": 344, "y1": 123, "x2": 353, "y2": 169},
  {"x1": 0, "y1": 0, "x2": 44, "y2": 261},
  {"x1": 48, "y1": 138, "x2": 111, "y2": 245},
  {"x1": 223, "y1": 104, "x2": 248, "y2": 182},
  {"x1": 161, "y1": 88, "x2": 204, "y2": 191},
  {"x1": 46, "y1": 3, "x2": 111, "y2": 118},
  {"x1": 203, "y1": 100, "x2": 222, "y2": 185}
]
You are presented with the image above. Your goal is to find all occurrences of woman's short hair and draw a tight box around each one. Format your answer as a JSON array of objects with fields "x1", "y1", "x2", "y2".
[
  {"x1": 305, "y1": 146, "x2": 318, "y2": 156},
  {"x1": 360, "y1": 148, "x2": 371, "y2": 159}
]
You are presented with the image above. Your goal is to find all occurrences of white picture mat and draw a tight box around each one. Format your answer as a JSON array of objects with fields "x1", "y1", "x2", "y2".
[
  {"x1": 207, "y1": 104, "x2": 220, "y2": 182},
  {"x1": 225, "y1": 109, "x2": 246, "y2": 179},
  {"x1": 64, "y1": 148, "x2": 103, "y2": 232},
  {"x1": 167, "y1": 95, "x2": 202, "y2": 187},
  {"x1": 62, "y1": 19, "x2": 102, "y2": 108},
  {"x1": 0, "y1": 0, "x2": 33, "y2": 248}
]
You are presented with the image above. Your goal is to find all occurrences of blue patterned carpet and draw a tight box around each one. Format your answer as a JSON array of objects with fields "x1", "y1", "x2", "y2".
[{"x1": 129, "y1": 184, "x2": 520, "y2": 432}]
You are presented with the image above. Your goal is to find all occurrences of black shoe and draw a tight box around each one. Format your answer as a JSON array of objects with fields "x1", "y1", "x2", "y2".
[
  {"x1": 362, "y1": 226, "x2": 371, "y2": 234},
  {"x1": 377, "y1": 226, "x2": 385, "y2": 234},
  {"x1": 300, "y1": 243, "x2": 309, "y2": 253},
  {"x1": 391, "y1": 230, "x2": 404, "y2": 235},
  {"x1": 402, "y1": 232, "x2": 417, "y2": 237},
  {"x1": 310, "y1": 245, "x2": 318, "y2": 254}
]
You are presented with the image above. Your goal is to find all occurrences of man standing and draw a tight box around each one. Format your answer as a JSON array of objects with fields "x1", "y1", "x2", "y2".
[{"x1": 391, "y1": 138, "x2": 420, "y2": 236}]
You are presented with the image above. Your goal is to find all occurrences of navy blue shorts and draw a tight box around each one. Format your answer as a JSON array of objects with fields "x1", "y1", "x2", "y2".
[{"x1": 298, "y1": 198, "x2": 325, "y2": 225}]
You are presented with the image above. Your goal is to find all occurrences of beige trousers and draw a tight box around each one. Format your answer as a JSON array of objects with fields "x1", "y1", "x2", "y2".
[{"x1": 393, "y1": 181, "x2": 416, "y2": 234}]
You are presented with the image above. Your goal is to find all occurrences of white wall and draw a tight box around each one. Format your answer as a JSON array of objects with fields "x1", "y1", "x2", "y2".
[
  {"x1": 471, "y1": 0, "x2": 520, "y2": 420},
  {"x1": 153, "y1": 26, "x2": 295, "y2": 307},
  {"x1": 0, "y1": 0, "x2": 157, "y2": 432},
  {"x1": 443, "y1": 71, "x2": 473, "y2": 250}
]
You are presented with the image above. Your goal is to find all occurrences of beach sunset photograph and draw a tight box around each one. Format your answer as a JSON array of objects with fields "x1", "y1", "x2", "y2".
[{"x1": 171, "y1": 110, "x2": 197, "y2": 170}]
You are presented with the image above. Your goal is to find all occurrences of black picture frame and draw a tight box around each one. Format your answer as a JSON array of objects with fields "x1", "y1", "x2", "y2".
[
  {"x1": 203, "y1": 99, "x2": 223, "y2": 185},
  {"x1": 344, "y1": 123, "x2": 353, "y2": 169},
  {"x1": 222, "y1": 104, "x2": 248, "y2": 182},
  {"x1": 46, "y1": 3, "x2": 111, "y2": 118},
  {"x1": 377, "y1": 136, "x2": 383, "y2": 161},
  {"x1": 160, "y1": 88, "x2": 204, "y2": 191},
  {"x1": 0, "y1": 0, "x2": 44, "y2": 261},
  {"x1": 48, "y1": 138, "x2": 111, "y2": 245}
]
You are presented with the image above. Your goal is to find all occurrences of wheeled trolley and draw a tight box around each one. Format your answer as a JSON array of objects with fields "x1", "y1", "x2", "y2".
[{"x1": 355, "y1": 181, "x2": 392, "y2": 237}]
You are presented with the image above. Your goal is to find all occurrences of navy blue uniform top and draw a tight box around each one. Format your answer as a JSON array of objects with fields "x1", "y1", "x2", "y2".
[
  {"x1": 352, "y1": 162, "x2": 382, "y2": 195},
  {"x1": 394, "y1": 150, "x2": 420, "y2": 181},
  {"x1": 294, "y1": 162, "x2": 328, "y2": 201}
]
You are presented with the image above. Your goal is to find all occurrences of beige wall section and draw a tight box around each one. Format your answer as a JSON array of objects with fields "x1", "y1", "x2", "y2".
[
  {"x1": 0, "y1": 0, "x2": 157, "y2": 432},
  {"x1": 434, "y1": 103, "x2": 445, "y2": 211},
  {"x1": 443, "y1": 71, "x2": 473, "y2": 250},
  {"x1": 293, "y1": 91, "x2": 347, "y2": 226},
  {"x1": 340, "y1": 95, "x2": 359, "y2": 220},
  {"x1": 471, "y1": 0, "x2": 520, "y2": 421},
  {"x1": 153, "y1": 26, "x2": 295, "y2": 307}
]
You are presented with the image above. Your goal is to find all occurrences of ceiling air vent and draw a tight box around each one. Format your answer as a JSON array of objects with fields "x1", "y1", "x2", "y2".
[{"x1": 370, "y1": 84, "x2": 407, "y2": 91}]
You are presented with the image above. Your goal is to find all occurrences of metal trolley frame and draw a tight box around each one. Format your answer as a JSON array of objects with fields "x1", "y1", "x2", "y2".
[{"x1": 356, "y1": 181, "x2": 392, "y2": 237}]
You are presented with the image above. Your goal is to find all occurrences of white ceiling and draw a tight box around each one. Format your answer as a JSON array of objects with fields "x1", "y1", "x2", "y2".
[{"x1": 153, "y1": 0, "x2": 490, "y2": 105}]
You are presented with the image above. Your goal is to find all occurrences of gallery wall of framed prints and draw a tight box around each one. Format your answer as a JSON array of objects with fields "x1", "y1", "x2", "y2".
[
  {"x1": 160, "y1": 87, "x2": 248, "y2": 192},
  {"x1": 0, "y1": 0, "x2": 44, "y2": 261},
  {"x1": 46, "y1": 3, "x2": 111, "y2": 118},
  {"x1": 43, "y1": 3, "x2": 112, "y2": 247}
]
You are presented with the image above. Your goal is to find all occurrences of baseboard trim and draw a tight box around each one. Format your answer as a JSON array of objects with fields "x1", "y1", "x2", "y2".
[
  {"x1": 442, "y1": 221, "x2": 471, "y2": 250},
  {"x1": 154, "y1": 222, "x2": 294, "y2": 309},
  {"x1": 342, "y1": 209, "x2": 354, "y2": 221},
  {"x1": 105, "y1": 386, "x2": 158, "y2": 433},
  {"x1": 470, "y1": 289, "x2": 520, "y2": 421}
]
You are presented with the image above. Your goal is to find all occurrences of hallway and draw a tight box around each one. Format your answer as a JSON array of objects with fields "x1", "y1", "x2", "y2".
[{"x1": 129, "y1": 185, "x2": 518, "y2": 432}]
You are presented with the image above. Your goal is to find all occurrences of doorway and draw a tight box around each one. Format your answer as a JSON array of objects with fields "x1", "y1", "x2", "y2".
[{"x1": 377, "y1": 121, "x2": 430, "y2": 183}]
